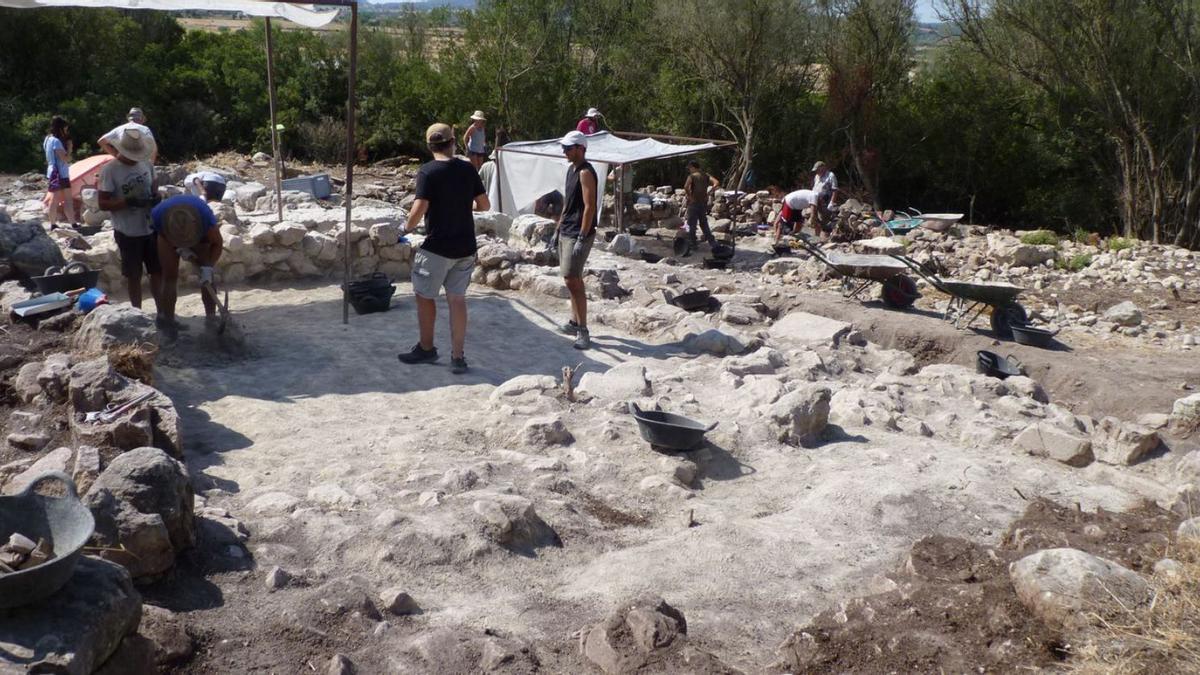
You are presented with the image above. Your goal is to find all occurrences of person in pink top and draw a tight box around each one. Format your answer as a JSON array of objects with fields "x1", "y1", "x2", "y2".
[{"x1": 576, "y1": 107, "x2": 602, "y2": 135}]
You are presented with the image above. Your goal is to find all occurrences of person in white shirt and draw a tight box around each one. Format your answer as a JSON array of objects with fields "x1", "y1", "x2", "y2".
[
  {"x1": 99, "y1": 108, "x2": 158, "y2": 163},
  {"x1": 811, "y1": 160, "x2": 838, "y2": 232},
  {"x1": 772, "y1": 187, "x2": 818, "y2": 243}
]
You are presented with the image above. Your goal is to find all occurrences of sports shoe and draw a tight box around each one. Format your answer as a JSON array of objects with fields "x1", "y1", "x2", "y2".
[
  {"x1": 155, "y1": 317, "x2": 179, "y2": 342},
  {"x1": 450, "y1": 356, "x2": 469, "y2": 374},
  {"x1": 560, "y1": 319, "x2": 580, "y2": 336},
  {"x1": 398, "y1": 343, "x2": 438, "y2": 364},
  {"x1": 573, "y1": 328, "x2": 590, "y2": 350}
]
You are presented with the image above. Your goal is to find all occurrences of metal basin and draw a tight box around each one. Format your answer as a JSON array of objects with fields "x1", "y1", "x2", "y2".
[{"x1": 0, "y1": 472, "x2": 95, "y2": 609}]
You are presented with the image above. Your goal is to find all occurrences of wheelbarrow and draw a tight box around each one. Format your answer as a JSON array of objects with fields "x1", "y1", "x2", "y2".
[
  {"x1": 793, "y1": 235, "x2": 919, "y2": 309},
  {"x1": 892, "y1": 254, "x2": 1027, "y2": 337},
  {"x1": 0, "y1": 472, "x2": 95, "y2": 609}
]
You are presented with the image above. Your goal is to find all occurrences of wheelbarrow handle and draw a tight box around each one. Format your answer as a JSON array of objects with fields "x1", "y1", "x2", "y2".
[
  {"x1": 705, "y1": 421, "x2": 719, "y2": 432},
  {"x1": 14, "y1": 471, "x2": 81, "y2": 501}
]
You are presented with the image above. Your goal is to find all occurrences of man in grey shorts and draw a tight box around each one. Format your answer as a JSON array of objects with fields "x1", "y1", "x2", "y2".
[
  {"x1": 556, "y1": 130, "x2": 599, "y2": 350},
  {"x1": 398, "y1": 122, "x2": 490, "y2": 374}
]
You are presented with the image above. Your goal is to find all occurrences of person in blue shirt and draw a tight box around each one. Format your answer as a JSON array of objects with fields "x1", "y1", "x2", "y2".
[{"x1": 150, "y1": 180, "x2": 225, "y2": 339}]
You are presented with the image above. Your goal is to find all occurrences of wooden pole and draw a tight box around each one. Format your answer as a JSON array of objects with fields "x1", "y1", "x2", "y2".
[
  {"x1": 342, "y1": 2, "x2": 358, "y2": 324},
  {"x1": 265, "y1": 17, "x2": 284, "y2": 224}
]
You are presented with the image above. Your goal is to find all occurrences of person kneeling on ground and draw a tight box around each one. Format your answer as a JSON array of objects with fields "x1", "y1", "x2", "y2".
[
  {"x1": 556, "y1": 130, "x2": 598, "y2": 350},
  {"x1": 397, "y1": 123, "x2": 489, "y2": 375},
  {"x1": 150, "y1": 182, "x2": 225, "y2": 340},
  {"x1": 98, "y1": 126, "x2": 160, "y2": 312},
  {"x1": 771, "y1": 187, "x2": 819, "y2": 243}
]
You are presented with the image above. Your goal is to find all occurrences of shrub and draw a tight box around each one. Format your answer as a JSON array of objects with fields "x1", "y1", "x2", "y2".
[
  {"x1": 1108, "y1": 237, "x2": 1136, "y2": 252},
  {"x1": 1020, "y1": 230, "x2": 1059, "y2": 246},
  {"x1": 1055, "y1": 253, "x2": 1092, "y2": 272},
  {"x1": 294, "y1": 116, "x2": 348, "y2": 165}
]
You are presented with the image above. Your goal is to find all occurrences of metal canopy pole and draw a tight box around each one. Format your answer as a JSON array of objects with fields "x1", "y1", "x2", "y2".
[
  {"x1": 342, "y1": 1, "x2": 358, "y2": 324},
  {"x1": 265, "y1": 17, "x2": 284, "y2": 223}
]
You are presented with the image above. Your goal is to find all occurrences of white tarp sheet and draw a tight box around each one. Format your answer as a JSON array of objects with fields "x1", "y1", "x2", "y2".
[
  {"x1": 495, "y1": 131, "x2": 717, "y2": 216},
  {"x1": 0, "y1": 0, "x2": 340, "y2": 28}
]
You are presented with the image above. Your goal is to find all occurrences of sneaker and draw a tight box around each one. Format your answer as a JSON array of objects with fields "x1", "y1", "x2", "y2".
[
  {"x1": 450, "y1": 356, "x2": 469, "y2": 374},
  {"x1": 560, "y1": 319, "x2": 580, "y2": 336},
  {"x1": 573, "y1": 328, "x2": 590, "y2": 350},
  {"x1": 155, "y1": 317, "x2": 179, "y2": 342},
  {"x1": 398, "y1": 343, "x2": 438, "y2": 364}
]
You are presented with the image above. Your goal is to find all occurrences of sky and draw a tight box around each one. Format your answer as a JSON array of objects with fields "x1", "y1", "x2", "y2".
[{"x1": 915, "y1": 0, "x2": 939, "y2": 22}]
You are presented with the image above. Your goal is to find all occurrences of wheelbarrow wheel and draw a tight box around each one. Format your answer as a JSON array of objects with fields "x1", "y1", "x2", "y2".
[
  {"x1": 880, "y1": 275, "x2": 919, "y2": 309},
  {"x1": 990, "y1": 302, "x2": 1027, "y2": 339}
]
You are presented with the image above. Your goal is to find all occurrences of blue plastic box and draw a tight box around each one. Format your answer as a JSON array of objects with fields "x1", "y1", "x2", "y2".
[{"x1": 281, "y1": 173, "x2": 333, "y2": 200}]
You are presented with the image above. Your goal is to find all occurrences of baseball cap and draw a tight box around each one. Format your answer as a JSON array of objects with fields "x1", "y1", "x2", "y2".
[
  {"x1": 560, "y1": 130, "x2": 588, "y2": 149},
  {"x1": 586, "y1": 107, "x2": 601, "y2": 118},
  {"x1": 425, "y1": 123, "x2": 453, "y2": 144}
]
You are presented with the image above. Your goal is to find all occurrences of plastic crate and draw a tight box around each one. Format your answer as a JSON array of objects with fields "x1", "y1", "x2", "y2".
[{"x1": 281, "y1": 173, "x2": 333, "y2": 200}]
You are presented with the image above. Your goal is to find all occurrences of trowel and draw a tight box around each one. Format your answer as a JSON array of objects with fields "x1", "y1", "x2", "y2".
[{"x1": 200, "y1": 281, "x2": 233, "y2": 334}]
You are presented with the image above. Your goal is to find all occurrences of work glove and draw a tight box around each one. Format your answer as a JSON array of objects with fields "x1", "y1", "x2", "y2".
[
  {"x1": 199, "y1": 266, "x2": 214, "y2": 285},
  {"x1": 572, "y1": 235, "x2": 587, "y2": 258},
  {"x1": 549, "y1": 228, "x2": 561, "y2": 252}
]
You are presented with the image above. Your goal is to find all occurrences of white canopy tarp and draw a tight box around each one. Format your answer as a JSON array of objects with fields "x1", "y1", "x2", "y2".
[
  {"x1": 494, "y1": 131, "x2": 719, "y2": 216},
  {"x1": 0, "y1": 0, "x2": 339, "y2": 28}
]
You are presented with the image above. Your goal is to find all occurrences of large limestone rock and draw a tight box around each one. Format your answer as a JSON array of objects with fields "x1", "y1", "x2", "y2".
[
  {"x1": 73, "y1": 304, "x2": 157, "y2": 353},
  {"x1": 1091, "y1": 417, "x2": 1159, "y2": 465},
  {"x1": 85, "y1": 447, "x2": 195, "y2": 579},
  {"x1": 1102, "y1": 301, "x2": 1143, "y2": 327},
  {"x1": 1009, "y1": 548, "x2": 1151, "y2": 630},
  {"x1": 578, "y1": 363, "x2": 652, "y2": 401},
  {"x1": 768, "y1": 384, "x2": 831, "y2": 447},
  {"x1": 769, "y1": 312, "x2": 851, "y2": 347},
  {"x1": 0, "y1": 557, "x2": 141, "y2": 675},
  {"x1": 471, "y1": 494, "x2": 561, "y2": 554},
  {"x1": 473, "y1": 211, "x2": 513, "y2": 238},
  {"x1": 1172, "y1": 393, "x2": 1200, "y2": 431},
  {"x1": 1014, "y1": 422, "x2": 1094, "y2": 467},
  {"x1": 0, "y1": 221, "x2": 66, "y2": 276},
  {"x1": 578, "y1": 596, "x2": 731, "y2": 674}
]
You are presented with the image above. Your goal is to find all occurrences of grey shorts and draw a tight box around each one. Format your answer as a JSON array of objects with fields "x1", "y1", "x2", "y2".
[
  {"x1": 412, "y1": 248, "x2": 474, "y2": 298},
  {"x1": 558, "y1": 231, "x2": 595, "y2": 278}
]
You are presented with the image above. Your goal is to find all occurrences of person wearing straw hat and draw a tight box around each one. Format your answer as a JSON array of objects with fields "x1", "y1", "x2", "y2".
[
  {"x1": 810, "y1": 160, "x2": 838, "y2": 234},
  {"x1": 576, "y1": 107, "x2": 603, "y2": 135},
  {"x1": 150, "y1": 186, "x2": 225, "y2": 339},
  {"x1": 98, "y1": 125, "x2": 160, "y2": 312},
  {"x1": 99, "y1": 107, "x2": 158, "y2": 163},
  {"x1": 462, "y1": 110, "x2": 488, "y2": 168}
]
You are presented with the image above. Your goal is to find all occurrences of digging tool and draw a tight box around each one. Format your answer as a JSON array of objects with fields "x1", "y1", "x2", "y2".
[
  {"x1": 200, "y1": 281, "x2": 233, "y2": 334},
  {"x1": 83, "y1": 389, "x2": 155, "y2": 424}
]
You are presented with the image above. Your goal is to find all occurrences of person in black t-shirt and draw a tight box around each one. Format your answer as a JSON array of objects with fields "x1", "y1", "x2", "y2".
[
  {"x1": 398, "y1": 122, "x2": 489, "y2": 374},
  {"x1": 555, "y1": 130, "x2": 598, "y2": 350}
]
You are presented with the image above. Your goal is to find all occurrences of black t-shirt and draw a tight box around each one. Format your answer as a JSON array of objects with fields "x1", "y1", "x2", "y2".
[
  {"x1": 560, "y1": 161, "x2": 596, "y2": 237},
  {"x1": 415, "y1": 157, "x2": 485, "y2": 259}
]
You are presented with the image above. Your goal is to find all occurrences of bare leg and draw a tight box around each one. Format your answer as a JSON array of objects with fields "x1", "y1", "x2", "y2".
[
  {"x1": 415, "y1": 295, "x2": 437, "y2": 350},
  {"x1": 126, "y1": 275, "x2": 142, "y2": 309},
  {"x1": 62, "y1": 193, "x2": 76, "y2": 226},
  {"x1": 446, "y1": 294, "x2": 467, "y2": 358},
  {"x1": 565, "y1": 277, "x2": 587, "y2": 328},
  {"x1": 156, "y1": 237, "x2": 180, "y2": 321},
  {"x1": 148, "y1": 273, "x2": 162, "y2": 313}
]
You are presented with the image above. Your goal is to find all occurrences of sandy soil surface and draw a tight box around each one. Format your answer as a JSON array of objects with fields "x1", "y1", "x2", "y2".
[{"x1": 146, "y1": 258, "x2": 1194, "y2": 672}]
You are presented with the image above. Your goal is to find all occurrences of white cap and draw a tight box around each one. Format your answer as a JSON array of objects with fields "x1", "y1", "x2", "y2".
[
  {"x1": 560, "y1": 130, "x2": 588, "y2": 148},
  {"x1": 586, "y1": 107, "x2": 601, "y2": 118}
]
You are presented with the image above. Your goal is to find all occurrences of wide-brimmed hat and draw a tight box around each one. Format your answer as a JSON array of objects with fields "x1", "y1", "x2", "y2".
[
  {"x1": 159, "y1": 202, "x2": 205, "y2": 248},
  {"x1": 127, "y1": 107, "x2": 145, "y2": 123},
  {"x1": 426, "y1": 122, "x2": 453, "y2": 144},
  {"x1": 113, "y1": 126, "x2": 156, "y2": 163},
  {"x1": 812, "y1": 160, "x2": 826, "y2": 171},
  {"x1": 470, "y1": 110, "x2": 487, "y2": 121},
  {"x1": 561, "y1": 130, "x2": 588, "y2": 149},
  {"x1": 585, "y1": 107, "x2": 601, "y2": 118}
]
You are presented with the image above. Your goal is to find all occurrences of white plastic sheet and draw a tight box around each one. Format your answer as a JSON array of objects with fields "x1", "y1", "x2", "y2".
[
  {"x1": 496, "y1": 131, "x2": 717, "y2": 216},
  {"x1": 0, "y1": 0, "x2": 340, "y2": 28}
]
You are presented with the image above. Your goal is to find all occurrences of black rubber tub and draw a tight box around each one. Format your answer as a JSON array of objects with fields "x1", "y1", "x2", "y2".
[
  {"x1": 32, "y1": 263, "x2": 99, "y2": 295},
  {"x1": 976, "y1": 350, "x2": 1024, "y2": 379},
  {"x1": 1011, "y1": 324, "x2": 1058, "y2": 348},
  {"x1": 628, "y1": 402, "x2": 717, "y2": 451},
  {"x1": 0, "y1": 472, "x2": 95, "y2": 609}
]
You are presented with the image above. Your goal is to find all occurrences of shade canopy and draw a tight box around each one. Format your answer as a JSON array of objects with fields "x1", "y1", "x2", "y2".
[
  {"x1": 0, "y1": 0, "x2": 340, "y2": 27},
  {"x1": 493, "y1": 131, "x2": 721, "y2": 217}
]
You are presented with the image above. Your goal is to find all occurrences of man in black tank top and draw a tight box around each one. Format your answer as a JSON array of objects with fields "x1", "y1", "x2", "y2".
[{"x1": 555, "y1": 130, "x2": 598, "y2": 350}]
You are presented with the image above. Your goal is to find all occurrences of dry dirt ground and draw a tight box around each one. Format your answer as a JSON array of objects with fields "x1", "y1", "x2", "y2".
[{"x1": 137, "y1": 247, "x2": 1200, "y2": 672}]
